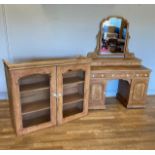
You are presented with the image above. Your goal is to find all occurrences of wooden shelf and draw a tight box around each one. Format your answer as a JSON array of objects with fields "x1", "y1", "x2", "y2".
[
  {"x1": 63, "y1": 93, "x2": 83, "y2": 105},
  {"x1": 23, "y1": 114, "x2": 50, "y2": 128},
  {"x1": 20, "y1": 81, "x2": 50, "y2": 94},
  {"x1": 22, "y1": 99, "x2": 50, "y2": 115},
  {"x1": 63, "y1": 77, "x2": 84, "y2": 87},
  {"x1": 63, "y1": 107, "x2": 83, "y2": 118}
]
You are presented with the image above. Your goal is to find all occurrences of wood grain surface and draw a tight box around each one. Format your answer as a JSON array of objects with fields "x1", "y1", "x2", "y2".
[{"x1": 0, "y1": 96, "x2": 155, "y2": 150}]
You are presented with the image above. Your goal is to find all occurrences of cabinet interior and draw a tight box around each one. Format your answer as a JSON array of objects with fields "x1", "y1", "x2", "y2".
[
  {"x1": 63, "y1": 70, "x2": 85, "y2": 118},
  {"x1": 19, "y1": 74, "x2": 51, "y2": 128}
]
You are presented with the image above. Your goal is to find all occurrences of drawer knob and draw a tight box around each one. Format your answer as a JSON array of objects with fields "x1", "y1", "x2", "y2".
[
  {"x1": 53, "y1": 93, "x2": 57, "y2": 97},
  {"x1": 58, "y1": 93, "x2": 62, "y2": 97},
  {"x1": 92, "y1": 74, "x2": 95, "y2": 78}
]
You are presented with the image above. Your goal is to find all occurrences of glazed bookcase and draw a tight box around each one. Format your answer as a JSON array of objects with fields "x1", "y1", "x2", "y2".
[{"x1": 4, "y1": 58, "x2": 90, "y2": 135}]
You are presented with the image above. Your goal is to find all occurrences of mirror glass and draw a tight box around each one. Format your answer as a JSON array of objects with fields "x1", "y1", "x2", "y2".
[{"x1": 100, "y1": 17, "x2": 127, "y2": 55}]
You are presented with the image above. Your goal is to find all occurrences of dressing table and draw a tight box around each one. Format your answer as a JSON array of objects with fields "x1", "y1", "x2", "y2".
[{"x1": 88, "y1": 16, "x2": 151, "y2": 109}]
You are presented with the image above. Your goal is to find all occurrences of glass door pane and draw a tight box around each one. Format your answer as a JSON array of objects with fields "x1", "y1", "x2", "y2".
[
  {"x1": 19, "y1": 74, "x2": 51, "y2": 128},
  {"x1": 62, "y1": 70, "x2": 85, "y2": 118}
]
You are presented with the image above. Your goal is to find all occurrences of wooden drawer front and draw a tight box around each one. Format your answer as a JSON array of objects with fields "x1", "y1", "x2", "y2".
[
  {"x1": 91, "y1": 73, "x2": 106, "y2": 78},
  {"x1": 91, "y1": 72, "x2": 149, "y2": 79},
  {"x1": 91, "y1": 72, "x2": 134, "y2": 79},
  {"x1": 134, "y1": 73, "x2": 149, "y2": 78}
]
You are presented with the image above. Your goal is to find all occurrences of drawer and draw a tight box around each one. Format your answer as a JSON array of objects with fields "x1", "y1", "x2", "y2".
[
  {"x1": 91, "y1": 73, "x2": 105, "y2": 78},
  {"x1": 91, "y1": 73, "x2": 134, "y2": 79},
  {"x1": 134, "y1": 73, "x2": 149, "y2": 78}
]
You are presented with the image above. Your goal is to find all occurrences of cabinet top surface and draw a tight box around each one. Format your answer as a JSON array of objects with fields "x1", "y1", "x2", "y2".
[
  {"x1": 91, "y1": 66, "x2": 151, "y2": 72},
  {"x1": 4, "y1": 57, "x2": 91, "y2": 70},
  {"x1": 92, "y1": 57, "x2": 140, "y2": 61}
]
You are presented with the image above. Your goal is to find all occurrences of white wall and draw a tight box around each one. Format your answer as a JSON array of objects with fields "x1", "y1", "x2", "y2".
[{"x1": 0, "y1": 4, "x2": 155, "y2": 99}]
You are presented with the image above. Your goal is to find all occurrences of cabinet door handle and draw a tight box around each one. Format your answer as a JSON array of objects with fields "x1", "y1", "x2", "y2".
[
  {"x1": 53, "y1": 93, "x2": 57, "y2": 97},
  {"x1": 58, "y1": 93, "x2": 62, "y2": 97},
  {"x1": 52, "y1": 93, "x2": 62, "y2": 97}
]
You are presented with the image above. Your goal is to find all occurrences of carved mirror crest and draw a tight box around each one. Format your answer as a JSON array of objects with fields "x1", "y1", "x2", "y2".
[{"x1": 93, "y1": 16, "x2": 130, "y2": 58}]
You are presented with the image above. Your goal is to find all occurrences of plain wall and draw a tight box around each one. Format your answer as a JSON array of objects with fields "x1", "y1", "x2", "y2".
[{"x1": 0, "y1": 4, "x2": 155, "y2": 99}]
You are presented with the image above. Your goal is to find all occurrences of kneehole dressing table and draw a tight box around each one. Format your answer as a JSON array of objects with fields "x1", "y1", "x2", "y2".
[{"x1": 88, "y1": 16, "x2": 151, "y2": 110}]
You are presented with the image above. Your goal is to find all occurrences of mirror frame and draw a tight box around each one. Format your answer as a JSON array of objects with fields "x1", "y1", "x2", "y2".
[{"x1": 94, "y1": 16, "x2": 130, "y2": 58}]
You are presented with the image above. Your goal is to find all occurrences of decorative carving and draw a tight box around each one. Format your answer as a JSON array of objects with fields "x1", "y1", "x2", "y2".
[
  {"x1": 91, "y1": 84, "x2": 103, "y2": 100},
  {"x1": 132, "y1": 82, "x2": 146, "y2": 101}
]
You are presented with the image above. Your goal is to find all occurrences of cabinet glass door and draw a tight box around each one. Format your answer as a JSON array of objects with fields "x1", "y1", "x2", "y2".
[
  {"x1": 19, "y1": 74, "x2": 51, "y2": 128},
  {"x1": 57, "y1": 64, "x2": 90, "y2": 124},
  {"x1": 63, "y1": 70, "x2": 85, "y2": 118},
  {"x1": 16, "y1": 67, "x2": 56, "y2": 134}
]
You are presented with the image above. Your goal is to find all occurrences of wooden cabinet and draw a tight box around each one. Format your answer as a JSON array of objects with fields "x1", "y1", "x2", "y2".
[
  {"x1": 89, "y1": 66, "x2": 150, "y2": 109},
  {"x1": 127, "y1": 79, "x2": 149, "y2": 108},
  {"x1": 10, "y1": 67, "x2": 57, "y2": 135},
  {"x1": 89, "y1": 79, "x2": 106, "y2": 109},
  {"x1": 117, "y1": 78, "x2": 149, "y2": 108},
  {"x1": 87, "y1": 16, "x2": 151, "y2": 110},
  {"x1": 4, "y1": 58, "x2": 90, "y2": 135}
]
